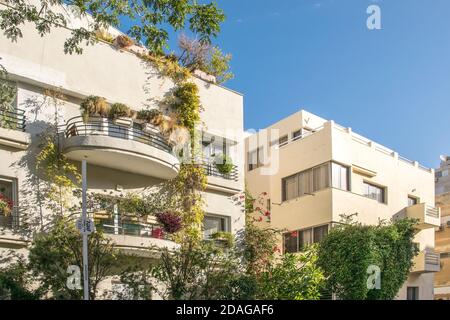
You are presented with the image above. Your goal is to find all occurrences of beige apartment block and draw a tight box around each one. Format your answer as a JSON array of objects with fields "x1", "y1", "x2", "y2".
[
  {"x1": 245, "y1": 109, "x2": 440, "y2": 300},
  {"x1": 0, "y1": 2, "x2": 245, "y2": 274},
  {"x1": 434, "y1": 156, "x2": 450, "y2": 299}
]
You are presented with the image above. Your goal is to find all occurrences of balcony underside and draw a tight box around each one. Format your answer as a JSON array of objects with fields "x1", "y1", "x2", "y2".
[
  {"x1": 106, "y1": 234, "x2": 179, "y2": 257},
  {"x1": 0, "y1": 127, "x2": 31, "y2": 150},
  {"x1": 63, "y1": 135, "x2": 180, "y2": 180}
]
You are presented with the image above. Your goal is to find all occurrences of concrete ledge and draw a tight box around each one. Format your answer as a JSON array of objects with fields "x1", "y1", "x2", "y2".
[{"x1": 0, "y1": 127, "x2": 31, "y2": 150}]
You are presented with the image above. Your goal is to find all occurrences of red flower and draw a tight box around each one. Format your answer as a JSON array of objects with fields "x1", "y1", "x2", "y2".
[
  {"x1": 264, "y1": 211, "x2": 270, "y2": 216},
  {"x1": 262, "y1": 192, "x2": 268, "y2": 196},
  {"x1": 290, "y1": 231, "x2": 298, "y2": 237},
  {"x1": 0, "y1": 194, "x2": 13, "y2": 209},
  {"x1": 258, "y1": 217, "x2": 263, "y2": 222}
]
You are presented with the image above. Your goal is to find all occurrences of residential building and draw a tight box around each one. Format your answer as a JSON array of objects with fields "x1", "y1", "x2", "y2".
[
  {"x1": 0, "y1": 2, "x2": 244, "y2": 274},
  {"x1": 434, "y1": 156, "x2": 450, "y2": 299},
  {"x1": 245, "y1": 109, "x2": 440, "y2": 300}
]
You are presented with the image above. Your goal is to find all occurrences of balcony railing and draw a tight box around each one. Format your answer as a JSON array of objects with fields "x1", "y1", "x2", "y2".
[
  {"x1": 0, "y1": 207, "x2": 20, "y2": 230},
  {"x1": 426, "y1": 205, "x2": 440, "y2": 218},
  {"x1": 201, "y1": 162, "x2": 238, "y2": 181},
  {"x1": 64, "y1": 116, "x2": 172, "y2": 153},
  {"x1": 96, "y1": 219, "x2": 169, "y2": 241},
  {"x1": 0, "y1": 108, "x2": 26, "y2": 132}
]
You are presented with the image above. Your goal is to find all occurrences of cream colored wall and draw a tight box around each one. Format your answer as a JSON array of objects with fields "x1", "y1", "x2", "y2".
[
  {"x1": 245, "y1": 109, "x2": 437, "y2": 300},
  {"x1": 0, "y1": 16, "x2": 245, "y2": 248}
]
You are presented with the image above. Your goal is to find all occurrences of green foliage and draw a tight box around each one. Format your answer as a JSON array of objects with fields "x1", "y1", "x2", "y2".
[
  {"x1": 152, "y1": 242, "x2": 242, "y2": 300},
  {"x1": 0, "y1": 62, "x2": 16, "y2": 109},
  {"x1": 170, "y1": 82, "x2": 201, "y2": 136},
  {"x1": 36, "y1": 137, "x2": 81, "y2": 212},
  {"x1": 136, "y1": 108, "x2": 162, "y2": 123},
  {"x1": 80, "y1": 95, "x2": 109, "y2": 122},
  {"x1": 257, "y1": 248, "x2": 325, "y2": 300},
  {"x1": 210, "y1": 231, "x2": 234, "y2": 248},
  {"x1": 116, "y1": 267, "x2": 153, "y2": 300},
  {"x1": 0, "y1": 0, "x2": 225, "y2": 55},
  {"x1": 317, "y1": 217, "x2": 419, "y2": 300},
  {"x1": 109, "y1": 103, "x2": 131, "y2": 119},
  {"x1": 28, "y1": 217, "x2": 119, "y2": 300},
  {"x1": 204, "y1": 47, "x2": 234, "y2": 84},
  {"x1": 214, "y1": 153, "x2": 234, "y2": 175},
  {"x1": 0, "y1": 255, "x2": 43, "y2": 300}
]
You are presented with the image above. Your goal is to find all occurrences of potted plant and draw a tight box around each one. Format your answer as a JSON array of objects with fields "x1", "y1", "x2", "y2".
[
  {"x1": 109, "y1": 103, "x2": 132, "y2": 127},
  {"x1": 80, "y1": 96, "x2": 109, "y2": 123},
  {"x1": 168, "y1": 125, "x2": 190, "y2": 148},
  {"x1": 210, "y1": 231, "x2": 234, "y2": 248},
  {"x1": 155, "y1": 211, "x2": 182, "y2": 234},
  {"x1": 114, "y1": 35, "x2": 134, "y2": 49},
  {"x1": 0, "y1": 194, "x2": 13, "y2": 217},
  {"x1": 214, "y1": 153, "x2": 234, "y2": 175},
  {"x1": 137, "y1": 109, "x2": 162, "y2": 133},
  {"x1": 94, "y1": 28, "x2": 114, "y2": 44}
]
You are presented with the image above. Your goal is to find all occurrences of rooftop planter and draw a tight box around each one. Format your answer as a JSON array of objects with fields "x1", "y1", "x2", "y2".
[
  {"x1": 114, "y1": 35, "x2": 134, "y2": 49},
  {"x1": 109, "y1": 103, "x2": 133, "y2": 127},
  {"x1": 80, "y1": 96, "x2": 109, "y2": 123}
]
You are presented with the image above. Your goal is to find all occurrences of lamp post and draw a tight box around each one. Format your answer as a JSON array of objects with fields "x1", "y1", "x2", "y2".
[{"x1": 81, "y1": 158, "x2": 89, "y2": 300}]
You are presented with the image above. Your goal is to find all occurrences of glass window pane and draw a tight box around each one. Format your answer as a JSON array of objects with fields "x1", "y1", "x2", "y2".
[
  {"x1": 293, "y1": 130, "x2": 301, "y2": 141},
  {"x1": 284, "y1": 231, "x2": 298, "y2": 253},
  {"x1": 332, "y1": 163, "x2": 349, "y2": 191},
  {"x1": 257, "y1": 147, "x2": 264, "y2": 166},
  {"x1": 313, "y1": 164, "x2": 329, "y2": 191},
  {"x1": 313, "y1": 225, "x2": 329, "y2": 243},
  {"x1": 283, "y1": 175, "x2": 298, "y2": 201},
  {"x1": 279, "y1": 135, "x2": 288, "y2": 146},
  {"x1": 298, "y1": 170, "x2": 312, "y2": 196},
  {"x1": 299, "y1": 228, "x2": 313, "y2": 250},
  {"x1": 203, "y1": 216, "x2": 226, "y2": 238}
]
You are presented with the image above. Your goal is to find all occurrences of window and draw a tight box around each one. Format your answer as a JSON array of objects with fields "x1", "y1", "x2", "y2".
[
  {"x1": 0, "y1": 177, "x2": 18, "y2": 228},
  {"x1": 313, "y1": 225, "x2": 329, "y2": 243},
  {"x1": 247, "y1": 147, "x2": 264, "y2": 171},
  {"x1": 282, "y1": 174, "x2": 298, "y2": 201},
  {"x1": 282, "y1": 162, "x2": 338, "y2": 201},
  {"x1": 407, "y1": 196, "x2": 419, "y2": 207},
  {"x1": 284, "y1": 231, "x2": 298, "y2": 253},
  {"x1": 443, "y1": 170, "x2": 449, "y2": 177},
  {"x1": 292, "y1": 130, "x2": 302, "y2": 141},
  {"x1": 299, "y1": 228, "x2": 313, "y2": 250},
  {"x1": 407, "y1": 287, "x2": 419, "y2": 300},
  {"x1": 313, "y1": 163, "x2": 330, "y2": 191},
  {"x1": 332, "y1": 163, "x2": 350, "y2": 191},
  {"x1": 203, "y1": 215, "x2": 229, "y2": 239},
  {"x1": 363, "y1": 182, "x2": 386, "y2": 203},
  {"x1": 278, "y1": 135, "x2": 288, "y2": 147},
  {"x1": 284, "y1": 224, "x2": 329, "y2": 253}
]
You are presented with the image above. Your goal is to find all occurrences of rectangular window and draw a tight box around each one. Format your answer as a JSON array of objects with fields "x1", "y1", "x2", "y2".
[
  {"x1": 313, "y1": 163, "x2": 330, "y2": 192},
  {"x1": 298, "y1": 170, "x2": 312, "y2": 197},
  {"x1": 332, "y1": 163, "x2": 350, "y2": 191},
  {"x1": 363, "y1": 181, "x2": 386, "y2": 203},
  {"x1": 407, "y1": 196, "x2": 418, "y2": 207},
  {"x1": 248, "y1": 147, "x2": 264, "y2": 171},
  {"x1": 282, "y1": 174, "x2": 298, "y2": 201},
  {"x1": 313, "y1": 225, "x2": 329, "y2": 243},
  {"x1": 278, "y1": 135, "x2": 288, "y2": 147},
  {"x1": 407, "y1": 287, "x2": 419, "y2": 300},
  {"x1": 283, "y1": 231, "x2": 298, "y2": 253},
  {"x1": 0, "y1": 176, "x2": 18, "y2": 229},
  {"x1": 299, "y1": 228, "x2": 313, "y2": 250},
  {"x1": 292, "y1": 130, "x2": 302, "y2": 141},
  {"x1": 203, "y1": 215, "x2": 229, "y2": 239}
]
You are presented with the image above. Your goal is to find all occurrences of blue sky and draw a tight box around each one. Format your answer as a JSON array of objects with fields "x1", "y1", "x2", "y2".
[{"x1": 205, "y1": 0, "x2": 449, "y2": 169}]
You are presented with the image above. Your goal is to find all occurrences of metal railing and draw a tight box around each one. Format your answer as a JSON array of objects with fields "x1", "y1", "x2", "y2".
[
  {"x1": 64, "y1": 116, "x2": 172, "y2": 153},
  {"x1": 426, "y1": 206, "x2": 440, "y2": 218},
  {"x1": 0, "y1": 207, "x2": 20, "y2": 230},
  {"x1": 425, "y1": 251, "x2": 440, "y2": 266},
  {"x1": 0, "y1": 108, "x2": 26, "y2": 132},
  {"x1": 96, "y1": 219, "x2": 169, "y2": 240},
  {"x1": 201, "y1": 162, "x2": 238, "y2": 181}
]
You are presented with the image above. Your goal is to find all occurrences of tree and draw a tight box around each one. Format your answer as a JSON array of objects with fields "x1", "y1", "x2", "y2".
[
  {"x1": 257, "y1": 248, "x2": 325, "y2": 300},
  {"x1": 317, "y1": 216, "x2": 418, "y2": 300},
  {"x1": 28, "y1": 217, "x2": 119, "y2": 299},
  {"x1": 0, "y1": 0, "x2": 225, "y2": 55}
]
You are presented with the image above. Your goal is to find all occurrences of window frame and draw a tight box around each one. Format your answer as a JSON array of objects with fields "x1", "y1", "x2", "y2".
[
  {"x1": 278, "y1": 135, "x2": 288, "y2": 147},
  {"x1": 407, "y1": 195, "x2": 419, "y2": 207},
  {"x1": 292, "y1": 129, "x2": 302, "y2": 141},
  {"x1": 283, "y1": 224, "x2": 329, "y2": 253},
  {"x1": 247, "y1": 146, "x2": 264, "y2": 171},
  {"x1": 363, "y1": 181, "x2": 387, "y2": 204}
]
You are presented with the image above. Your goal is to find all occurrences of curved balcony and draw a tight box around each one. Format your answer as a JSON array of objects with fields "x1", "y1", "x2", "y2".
[
  {"x1": 95, "y1": 219, "x2": 178, "y2": 256},
  {"x1": 62, "y1": 117, "x2": 180, "y2": 179}
]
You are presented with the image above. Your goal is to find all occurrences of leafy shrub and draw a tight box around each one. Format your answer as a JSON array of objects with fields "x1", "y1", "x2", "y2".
[
  {"x1": 214, "y1": 153, "x2": 233, "y2": 175},
  {"x1": 109, "y1": 103, "x2": 131, "y2": 119},
  {"x1": 155, "y1": 211, "x2": 183, "y2": 234},
  {"x1": 80, "y1": 96, "x2": 109, "y2": 122},
  {"x1": 115, "y1": 35, "x2": 134, "y2": 48},
  {"x1": 137, "y1": 109, "x2": 162, "y2": 123}
]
